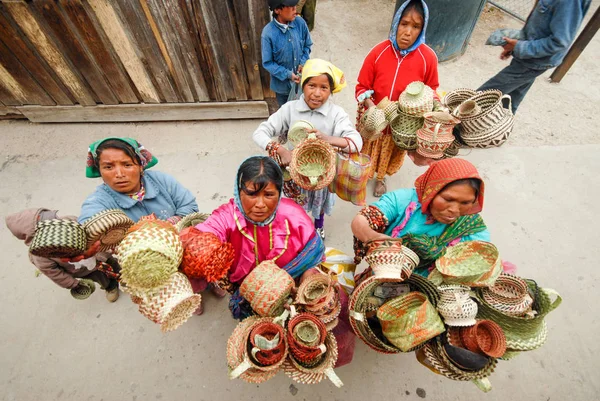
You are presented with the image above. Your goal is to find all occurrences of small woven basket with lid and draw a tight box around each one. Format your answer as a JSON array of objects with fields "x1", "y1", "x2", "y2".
[
  {"x1": 289, "y1": 133, "x2": 337, "y2": 191},
  {"x1": 437, "y1": 285, "x2": 478, "y2": 327},
  {"x1": 83, "y1": 209, "x2": 134, "y2": 252},
  {"x1": 399, "y1": 81, "x2": 434, "y2": 116},
  {"x1": 30, "y1": 219, "x2": 87, "y2": 259}
]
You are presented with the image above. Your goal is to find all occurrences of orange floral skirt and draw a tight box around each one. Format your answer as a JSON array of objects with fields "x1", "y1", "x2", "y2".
[{"x1": 362, "y1": 127, "x2": 406, "y2": 180}]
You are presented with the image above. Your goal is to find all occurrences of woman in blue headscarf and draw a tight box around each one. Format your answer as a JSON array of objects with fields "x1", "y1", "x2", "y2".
[{"x1": 355, "y1": 0, "x2": 440, "y2": 197}]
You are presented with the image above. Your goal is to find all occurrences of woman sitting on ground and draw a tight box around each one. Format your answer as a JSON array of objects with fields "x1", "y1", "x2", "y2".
[{"x1": 351, "y1": 158, "x2": 490, "y2": 277}]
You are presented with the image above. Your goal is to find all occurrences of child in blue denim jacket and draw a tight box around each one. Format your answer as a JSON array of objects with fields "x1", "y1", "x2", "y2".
[
  {"x1": 262, "y1": 0, "x2": 313, "y2": 107},
  {"x1": 479, "y1": 0, "x2": 591, "y2": 113}
]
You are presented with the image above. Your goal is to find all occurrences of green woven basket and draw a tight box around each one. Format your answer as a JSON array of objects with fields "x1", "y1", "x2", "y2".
[
  {"x1": 30, "y1": 219, "x2": 87, "y2": 259},
  {"x1": 175, "y1": 212, "x2": 209, "y2": 232},
  {"x1": 70, "y1": 278, "x2": 96, "y2": 300},
  {"x1": 475, "y1": 279, "x2": 560, "y2": 351},
  {"x1": 349, "y1": 274, "x2": 441, "y2": 354},
  {"x1": 378, "y1": 292, "x2": 445, "y2": 352}
]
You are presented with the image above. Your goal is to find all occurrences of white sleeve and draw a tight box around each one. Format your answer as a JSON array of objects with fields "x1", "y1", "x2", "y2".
[
  {"x1": 332, "y1": 106, "x2": 363, "y2": 152},
  {"x1": 252, "y1": 103, "x2": 292, "y2": 150}
]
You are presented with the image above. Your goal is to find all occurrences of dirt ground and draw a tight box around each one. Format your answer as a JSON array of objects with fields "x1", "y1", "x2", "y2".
[{"x1": 1, "y1": 1, "x2": 599, "y2": 400}]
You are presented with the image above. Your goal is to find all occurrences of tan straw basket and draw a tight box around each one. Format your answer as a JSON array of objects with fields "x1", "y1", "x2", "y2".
[
  {"x1": 227, "y1": 316, "x2": 288, "y2": 383},
  {"x1": 83, "y1": 209, "x2": 134, "y2": 252},
  {"x1": 282, "y1": 332, "x2": 343, "y2": 387},
  {"x1": 288, "y1": 120, "x2": 315, "y2": 146},
  {"x1": 443, "y1": 88, "x2": 478, "y2": 113},
  {"x1": 359, "y1": 106, "x2": 388, "y2": 141},
  {"x1": 437, "y1": 285, "x2": 478, "y2": 327},
  {"x1": 137, "y1": 272, "x2": 201, "y2": 332},
  {"x1": 118, "y1": 223, "x2": 183, "y2": 292},
  {"x1": 377, "y1": 97, "x2": 400, "y2": 121},
  {"x1": 399, "y1": 81, "x2": 434, "y2": 116},
  {"x1": 175, "y1": 212, "x2": 209, "y2": 232}
]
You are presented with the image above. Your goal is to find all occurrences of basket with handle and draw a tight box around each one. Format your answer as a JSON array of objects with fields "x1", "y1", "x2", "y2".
[
  {"x1": 327, "y1": 137, "x2": 371, "y2": 206},
  {"x1": 377, "y1": 96, "x2": 400, "y2": 122},
  {"x1": 416, "y1": 123, "x2": 455, "y2": 159},
  {"x1": 443, "y1": 88, "x2": 478, "y2": 113},
  {"x1": 289, "y1": 133, "x2": 337, "y2": 191}
]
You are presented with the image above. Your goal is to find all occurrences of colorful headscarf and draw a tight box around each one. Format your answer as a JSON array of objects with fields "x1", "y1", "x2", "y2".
[
  {"x1": 389, "y1": 0, "x2": 429, "y2": 55},
  {"x1": 233, "y1": 156, "x2": 284, "y2": 227},
  {"x1": 300, "y1": 58, "x2": 347, "y2": 93},
  {"x1": 86, "y1": 137, "x2": 158, "y2": 178},
  {"x1": 415, "y1": 158, "x2": 485, "y2": 215}
]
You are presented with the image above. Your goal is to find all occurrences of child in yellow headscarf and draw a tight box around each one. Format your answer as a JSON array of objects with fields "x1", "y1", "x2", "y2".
[{"x1": 253, "y1": 59, "x2": 363, "y2": 241}]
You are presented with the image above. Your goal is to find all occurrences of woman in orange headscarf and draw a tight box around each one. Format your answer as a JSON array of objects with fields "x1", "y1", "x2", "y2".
[{"x1": 351, "y1": 158, "x2": 490, "y2": 276}]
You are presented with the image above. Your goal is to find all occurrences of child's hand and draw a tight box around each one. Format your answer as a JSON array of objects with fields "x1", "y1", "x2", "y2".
[
  {"x1": 61, "y1": 240, "x2": 101, "y2": 263},
  {"x1": 277, "y1": 146, "x2": 292, "y2": 166},
  {"x1": 291, "y1": 73, "x2": 301, "y2": 83}
]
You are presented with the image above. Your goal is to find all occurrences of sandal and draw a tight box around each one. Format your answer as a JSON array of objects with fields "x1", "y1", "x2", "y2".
[{"x1": 373, "y1": 178, "x2": 387, "y2": 197}]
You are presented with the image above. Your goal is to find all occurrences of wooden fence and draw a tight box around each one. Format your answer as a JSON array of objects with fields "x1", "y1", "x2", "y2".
[{"x1": 0, "y1": 0, "x2": 272, "y2": 121}]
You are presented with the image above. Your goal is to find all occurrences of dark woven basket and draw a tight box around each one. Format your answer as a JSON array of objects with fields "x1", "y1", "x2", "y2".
[{"x1": 30, "y1": 219, "x2": 87, "y2": 258}]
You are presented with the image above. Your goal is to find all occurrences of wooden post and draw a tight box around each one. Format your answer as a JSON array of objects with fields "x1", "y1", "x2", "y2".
[{"x1": 550, "y1": 6, "x2": 600, "y2": 83}]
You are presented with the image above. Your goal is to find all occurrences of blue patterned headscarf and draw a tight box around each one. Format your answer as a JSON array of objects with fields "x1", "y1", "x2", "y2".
[
  {"x1": 389, "y1": 0, "x2": 429, "y2": 56},
  {"x1": 233, "y1": 156, "x2": 284, "y2": 227}
]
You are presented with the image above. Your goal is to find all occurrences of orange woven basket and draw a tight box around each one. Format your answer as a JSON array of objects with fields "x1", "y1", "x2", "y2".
[
  {"x1": 460, "y1": 320, "x2": 506, "y2": 358},
  {"x1": 180, "y1": 230, "x2": 234, "y2": 282}
]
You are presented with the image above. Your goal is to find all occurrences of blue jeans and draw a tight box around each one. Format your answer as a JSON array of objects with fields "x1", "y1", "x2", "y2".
[
  {"x1": 275, "y1": 92, "x2": 289, "y2": 107},
  {"x1": 478, "y1": 59, "x2": 547, "y2": 114}
]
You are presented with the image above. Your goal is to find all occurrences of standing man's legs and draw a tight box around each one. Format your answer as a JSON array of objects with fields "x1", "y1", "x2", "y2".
[{"x1": 478, "y1": 59, "x2": 547, "y2": 114}]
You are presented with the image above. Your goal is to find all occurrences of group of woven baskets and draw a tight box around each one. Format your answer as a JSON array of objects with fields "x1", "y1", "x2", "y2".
[
  {"x1": 358, "y1": 81, "x2": 515, "y2": 160},
  {"x1": 227, "y1": 261, "x2": 344, "y2": 387},
  {"x1": 443, "y1": 87, "x2": 515, "y2": 149},
  {"x1": 351, "y1": 239, "x2": 561, "y2": 392},
  {"x1": 123, "y1": 212, "x2": 235, "y2": 332},
  {"x1": 28, "y1": 209, "x2": 236, "y2": 332},
  {"x1": 28, "y1": 209, "x2": 135, "y2": 300}
]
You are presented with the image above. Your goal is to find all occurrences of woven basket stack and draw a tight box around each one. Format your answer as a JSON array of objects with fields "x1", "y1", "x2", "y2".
[
  {"x1": 443, "y1": 88, "x2": 515, "y2": 149},
  {"x1": 117, "y1": 214, "x2": 203, "y2": 332},
  {"x1": 349, "y1": 238, "x2": 560, "y2": 392},
  {"x1": 228, "y1": 266, "x2": 344, "y2": 387}
]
